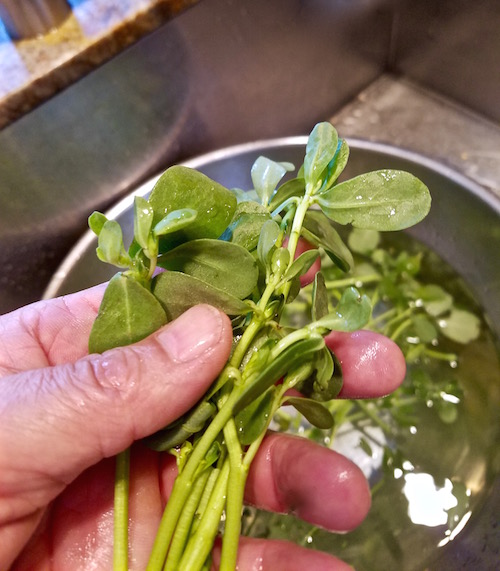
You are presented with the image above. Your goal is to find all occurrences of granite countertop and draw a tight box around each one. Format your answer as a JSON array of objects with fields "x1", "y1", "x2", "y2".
[{"x1": 0, "y1": 0, "x2": 198, "y2": 129}]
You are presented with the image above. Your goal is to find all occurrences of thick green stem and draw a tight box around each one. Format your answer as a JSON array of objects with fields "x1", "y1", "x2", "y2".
[
  {"x1": 146, "y1": 391, "x2": 242, "y2": 571},
  {"x1": 113, "y1": 448, "x2": 130, "y2": 571},
  {"x1": 178, "y1": 460, "x2": 231, "y2": 571},
  {"x1": 164, "y1": 469, "x2": 212, "y2": 571},
  {"x1": 219, "y1": 420, "x2": 246, "y2": 571}
]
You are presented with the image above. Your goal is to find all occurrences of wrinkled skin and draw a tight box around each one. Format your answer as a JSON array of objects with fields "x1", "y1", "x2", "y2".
[{"x1": 0, "y1": 285, "x2": 405, "y2": 571}]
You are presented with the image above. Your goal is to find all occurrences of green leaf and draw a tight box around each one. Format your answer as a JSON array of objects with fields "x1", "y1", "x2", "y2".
[
  {"x1": 158, "y1": 239, "x2": 258, "y2": 299},
  {"x1": 221, "y1": 201, "x2": 271, "y2": 251},
  {"x1": 268, "y1": 177, "x2": 305, "y2": 211},
  {"x1": 134, "y1": 196, "x2": 154, "y2": 250},
  {"x1": 88, "y1": 211, "x2": 108, "y2": 236},
  {"x1": 251, "y1": 156, "x2": 293, "y2": 207},
  {"x1": 283, "y1": 396, "x2": 334, "y2": 429},
  {"x1": 317, "y1": 170, "x2": 431, "y2": 231},
  {"x1": 257, "y1": 219, "x2": 281, "y2": 266},
  {"x1": 348, "y1": 228, "x2": 381, "y2": 255},
  {"x1": 411, "y1": 315, "x2": 438, "y2": 343},
  {"x1": 96, "y1": 220, "x2": 131, "y2": 268},
  {"x1": 304, "y1": 122, "x2": 339, "y2": 191},
  {"x1": 233, "y1": 336, "x2": 325, "y2": 414},
  {"x1": 437, "y1": 308, "x2": 481, "y2": 344},
  {"x1": 312, "y1": 272, "x2": 329, "y2": 321},
  {"x1": 144, "y1": 400, "x2": 216, "y2": 451},
  {"x1": 323, "y1": 138, "x2": 350, "y2": 189},
  {"x1": 301, "y1": 210, "x2": 354, "y2": 272},
  {"x1": 153, "y1": 208, "x2": 198, "y2": 237},
  {"x1": 152, "y1": 271, "x2": 250, "y2": 320},
  {"x1": 296, "y1": 347, "x2": 343, "y2": 401},
  {"x1": 148, "y1": 165, "x2": 237, "y2": 249},
  {"x1": 271, "y1": 248, "x2": 291, "y2": 280},
  {"x1": 311, "y1": 287, "x2": 371, "y2": 333},
  {"x1": 279, "y1": 249, "x2": 319, "y2": 284},
  {"x1": 89, "y1": 273, "x2": 167, "y2": 354},
  {"x1": 235, "y1": 388, "x2": 275, "y2": 445},
  {"x1": 417, "y1": 284, "x2": 453, "y2": 317}
]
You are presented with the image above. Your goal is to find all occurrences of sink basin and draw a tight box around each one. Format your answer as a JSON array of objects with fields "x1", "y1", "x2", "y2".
[{"x1": 44, "y1": 137, "x2": 500, "y2": 570}]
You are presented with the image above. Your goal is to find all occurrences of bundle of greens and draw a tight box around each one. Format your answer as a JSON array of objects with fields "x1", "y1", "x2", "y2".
[{"x1": 88, "y1": 122, "x2": 431, "y2": 571}]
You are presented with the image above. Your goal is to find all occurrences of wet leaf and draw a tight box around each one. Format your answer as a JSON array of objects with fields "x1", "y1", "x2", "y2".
[
  {"x1": 251, "y1": 156, "x2": 293, "y2": 206},
  {"x1": 148, "y1": 165, "x2": 236, "y2": 250},
  {"x1": 152, "y1": 271, "x2": 250, "y2": 320},
  {"x1": 312, "y1": 272, "x2": 329, "y2": 321},
  {"x1": 236, "y1": 388, "x2": 275, "y2": 445},
  {"x1": 257, "y1": 219, "x2": 281, "y2": 266},
  {"x1": 134, "y1": 196, "x2": 154, "y2": 249},
  {"x1": 221, "y1": 201, "x2": 271, "y2": 251},
  {"x1": 438, "y1": 308, "x2": 481, "y2": 344},
  {"x1": 417, "y1": 284, "x2": 453, "y2": 317},
  {"x1": 301, "y1": 210, "x2": 353, "y2": 271},
  {"x1": 317, "y1": 170, "x2": 431, "y2": 231},
  {"x1": 268, "y1": 178, "x2": 305, "y2": 211},
  {"x1": 233, "y1": 336, "x2": 325, "y2": 414},
  {"x1": 153, "y1": 208, "x2": 198, "y2": 237},
  {"x1": 158, "y1": 239, "x2": 258, "y2": 299},
  {"x1": 304, "y1": 122, "x2": 338, "y2": 190},
  {"x1": 311, "y1": 287, "x2": 371, "y2": 333},
  {"x1": 284, "y1": 396, "x2": 334, "y2": 429},
  {"x1": 89, "y1": 273, "x2": 167, "y2": 354}
]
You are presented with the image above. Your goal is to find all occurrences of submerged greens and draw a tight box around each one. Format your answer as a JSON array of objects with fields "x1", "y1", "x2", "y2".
[{"x1": 88, "y1": 122, "x2": 431, "y2": 571}]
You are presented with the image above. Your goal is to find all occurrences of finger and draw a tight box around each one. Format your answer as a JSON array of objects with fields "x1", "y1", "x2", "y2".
[
  {"x1": 244, "y1": 433, "x2": 370, "y2": 533},
  {"x1": 294, "y1": 238, "x2": 321, "y2": 287},
  {"x1": 326, "y1": 329, "x2": 406, "y2": 398},
  {"x1": 0, "y1": 284, "x2": 105, "y2": 376},
  {"x1": 212, "y1": 537, "x2": 353, "y2": 571},
  {"x1": 0, "y1": 305, "x2": 232, "y2": 519}
]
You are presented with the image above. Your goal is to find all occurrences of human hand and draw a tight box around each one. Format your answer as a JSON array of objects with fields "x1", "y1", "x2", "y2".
[{"x1": 0, "y1": 286, "x2": 405, "y2": 570}]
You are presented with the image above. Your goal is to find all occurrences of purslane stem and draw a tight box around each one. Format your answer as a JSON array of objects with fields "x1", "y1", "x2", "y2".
[
  {"x1": 113, "y1": 447, "x2": 130, "y2": 571},
  {"x1": 146, "y1": 389, "x2": 243, "y2": 571},
  {"x1": 164, "y1": 468, "x2": 212, "y2": 571},
  {"x1": 178, "y1": 459, "x2": 231, "y2": 571}
]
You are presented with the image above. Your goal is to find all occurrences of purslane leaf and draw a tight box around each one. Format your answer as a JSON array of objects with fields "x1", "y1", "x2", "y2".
[
  {"x1": 283, "y1": 396, "x2": 334, "y2": 429},
  {"x1": 235, "y1": 388, "x2": 275, "y2": 446},
  {"x1": 301, "y1": 210, "x2": 354, "y2": 272},
  {"x1": 157, "y1": 239, "x2": 258, "y2": 300},
  {"x1": 322, "y1": 138, "x2": 350, "y2": 189},
  {"x1": 233, "y1": 336, "x2": 325, "y2": 414},
  {"x1": 251, "y1": 156, "x2": 293, "y2": 207},
  {"x1": 310, "y1": 286, "x2": 371, "y2": 333},
  {"x1": 221, "y1": 201, "x2": 271, "y2": 252},
  {"x1": 96, "y1": 220, "x2": 131, "y2": 268},
  {"x1": 148, "y1": 165, "x2": 237, "y2": 249},
  {"x1": 89, "y1": 273, "x2": 167, "y2": 354},
  {"x1": 153, "y1": 208, "x2": 198, "y2": 237},
  {"x1": 134, "y1": 196, "x2": 154, "y2": 250},
  {"x1": 152, "y1": 271, "x2": 251, "y2": 320},
  {"x1": 257, "y1": 219, "x2": 281, "y2": 266},
  {"x1": 88, "y1": 211, "x2": 108, "y2": 236},
  {"x1": 303, "y1": 122, "x2": 339, "y2": 191},
  {"x1": 268, "y1": 177, "x2": 305, "y2": 212},
  {"x1": 316, "y1": 169, "x2": 431, "y2": 231},
  {"x1": 312, "y1": 271, "x2": 329, "y2": 321}
]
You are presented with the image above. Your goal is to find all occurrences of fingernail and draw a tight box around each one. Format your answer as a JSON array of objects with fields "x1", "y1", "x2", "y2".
[{"x1": 157, "y1": 305, "x2": 223, "y2": 363}]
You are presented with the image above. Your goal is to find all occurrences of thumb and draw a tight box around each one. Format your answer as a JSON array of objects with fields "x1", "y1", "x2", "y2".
[{"x1": 0, "y1": 305, "x2": 232, "y2": 506}]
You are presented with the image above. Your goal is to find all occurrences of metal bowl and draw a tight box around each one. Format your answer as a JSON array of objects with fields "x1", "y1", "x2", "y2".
[{"x1": 44, "y1": 138, "x2": 500, "y2": 570}]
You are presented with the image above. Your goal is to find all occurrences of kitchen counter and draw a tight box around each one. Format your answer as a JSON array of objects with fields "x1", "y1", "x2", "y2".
[{"x1": 0, "y1": 0, "x2": 198, "y2": 128}]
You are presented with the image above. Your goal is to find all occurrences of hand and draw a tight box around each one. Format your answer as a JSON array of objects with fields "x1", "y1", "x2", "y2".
[{"x1": 0, "y1": 286, "x2": 405, "y2": 571}]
